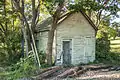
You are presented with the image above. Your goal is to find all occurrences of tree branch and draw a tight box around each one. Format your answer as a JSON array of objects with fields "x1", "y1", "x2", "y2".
[
  {"x1": 13, "y1": 0, "x2": 30, "y2": 28},
  {"x1": 31, "y1": 0, "x2": 37, "y2": 31},
  {"x1": 0, "y1": 23, "x2": 5, "y2": 32},
  {"x1": 35, "y1": 0, "x2": 41, "y2": 25},
  {"x1": 97, "y1": 13, "x2": 111, "y2": 27}
]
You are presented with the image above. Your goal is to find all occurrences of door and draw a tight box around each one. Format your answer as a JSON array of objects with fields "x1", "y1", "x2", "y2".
[{"x1": 63, "y1": 41, "x2": 71, "y2": 65}]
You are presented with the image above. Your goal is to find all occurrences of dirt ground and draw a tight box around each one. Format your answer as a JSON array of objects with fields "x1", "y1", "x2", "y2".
[{"x1": 76, "y1": 69, "x2": 120, "y2": 80}]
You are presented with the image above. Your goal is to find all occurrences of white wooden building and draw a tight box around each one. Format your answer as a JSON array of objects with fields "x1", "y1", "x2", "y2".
[{"x1": 35, "y1": 11, "x2": 97, "y2": 65}]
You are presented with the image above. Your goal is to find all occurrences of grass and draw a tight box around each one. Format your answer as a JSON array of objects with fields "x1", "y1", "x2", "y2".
[{"x1": 110, "y1": 37, "x2": 120, "y2": 53}]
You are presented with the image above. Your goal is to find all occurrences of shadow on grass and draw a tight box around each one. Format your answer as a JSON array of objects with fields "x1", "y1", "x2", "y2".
[{"x1": 110, "y1": 43, "x2": 120, "y2": 45}]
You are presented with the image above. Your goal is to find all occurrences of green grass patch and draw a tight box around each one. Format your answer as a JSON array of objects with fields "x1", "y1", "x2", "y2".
[{"x1": 110, "y1": 37, "x2": 120, "y2": 53}]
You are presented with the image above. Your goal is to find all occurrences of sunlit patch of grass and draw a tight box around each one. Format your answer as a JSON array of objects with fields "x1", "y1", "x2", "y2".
[
  {"x1": 110, "y1": 38, "x2": 120, "y2": 43},
  {"x1": 110, "y1": 45, "x2": 120, "y2": 48},
  {"x1": 110, "y1": 37, "x2": 120, "y2": 53}
]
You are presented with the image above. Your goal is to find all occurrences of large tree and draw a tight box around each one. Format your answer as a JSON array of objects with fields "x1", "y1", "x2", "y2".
[
  {"x1": 43, "y1": 0, "x2": 120, "y2": 65},
  {"x1": 12, "y1": 0, "x2": 41, "y2": 67},
  {"x1": 0, "y1": 0, "x2": 22, "y2": 65},
  {"x1": 43, "y1": 0, "x2": 67, "y2": 65}
]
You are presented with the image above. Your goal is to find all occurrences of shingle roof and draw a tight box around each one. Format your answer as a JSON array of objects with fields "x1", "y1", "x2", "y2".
[{"x1": 35, "y1": 11, "x2": 98, "y2": 33}]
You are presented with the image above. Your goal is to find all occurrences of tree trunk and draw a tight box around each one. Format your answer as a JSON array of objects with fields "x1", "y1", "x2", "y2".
[
  {"x1": 21, "y1": 21, "x2": 29, "y2": 56},
  {"x1": 46, "y1": 21, "x2": 57, "y2": 65},
  {"x1": 57, "y1": 67, "x2": 81, "y2": 78},
  {"x1": 31, "y1": 0, "x2": 41, "y2": 67},
  {"x1": 35, "y1": 66, "x2": 61, "y2": 79},
  {"x1": 13, "y1": 0, "x2": 41, "y2": 67},
  {"x1": 46, "y1": 2, "x2": 64, "y2": 66},
  {"x1": 21, "y1": 0, "x2": 29, "y2": 56}
]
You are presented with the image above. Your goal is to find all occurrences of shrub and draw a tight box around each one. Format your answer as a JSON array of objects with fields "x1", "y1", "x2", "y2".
[
  {"x1": 96, "y1": 31, "x2": 120, "y2": 64},
  {"x1": 0, "y1": 29, "x2": 22, "y2": 66},
  {"x1": 0, "y1": 51, "x2": 48, "y2": 80},
  {"x1": 6, "y1": 54, "x2": 37, "y2": 80},
  {"x1": 96, "y1": 32, "x2": 110, "y2": 60},
  {"x1": 39, "y1": 51, "x2": 46, "y2": 65}
]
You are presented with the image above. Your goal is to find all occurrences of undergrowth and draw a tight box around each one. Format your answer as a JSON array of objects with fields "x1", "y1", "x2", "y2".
[
  {"x1": 96, "y1": 32, "x2": 120, "y2": 65},
  {"x1": 0, "y1": 51, "x2": 48, "y2": 80}
]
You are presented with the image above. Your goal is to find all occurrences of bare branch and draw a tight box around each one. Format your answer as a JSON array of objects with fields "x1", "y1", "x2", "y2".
[
  {"x1": 35, "y1": 0, "x2": 41, "y2": 25},
  {"x1": 0, "y1": 23, "x2": 5, "y2": 32},
  {"x1": 31, "y1": 0, "x2": 37, "y2": 30},
  {"x1": 96, "y1": 0, "x2": 115, "y2": 27},
  {"x1": 13, "y1": 0, "x2": 29, "y2": 28},
  {"x1": 97, "y1": 13, "x2": 111, "y2": 27},
  {"x1": 36, "y1": 0, "x2": 41, "y2": 11},
  {"x1": 35, "y1": 10, "x2": 40, "y2": 26}
]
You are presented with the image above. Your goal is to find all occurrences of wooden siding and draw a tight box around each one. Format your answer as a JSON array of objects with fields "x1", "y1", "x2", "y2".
[
  {"x1": 56, "y1": 12, "x2": 95, "y2": 65},
  {"x1": 37, "y1": 12, "x2": 96, "y2": 65}
]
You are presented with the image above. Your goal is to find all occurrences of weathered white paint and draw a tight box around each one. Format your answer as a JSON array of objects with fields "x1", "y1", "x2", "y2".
[
  {"x1": 37, "y1": 31, "x2": 56, "y2": 56},
  {"x1": 38, "y1": 32, "x2": 48, "y2": 52},
  {"x1": 37, "y1": 12, "x2": 96, "y2": 65},
  {"x1": 56, "y1": 12, "x2": 95, "y2": 65}
]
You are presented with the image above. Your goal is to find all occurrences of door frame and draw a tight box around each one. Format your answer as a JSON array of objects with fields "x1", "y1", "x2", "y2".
[{"x1": 61, "y1": 39, "x2": 73, "y2": 65}]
